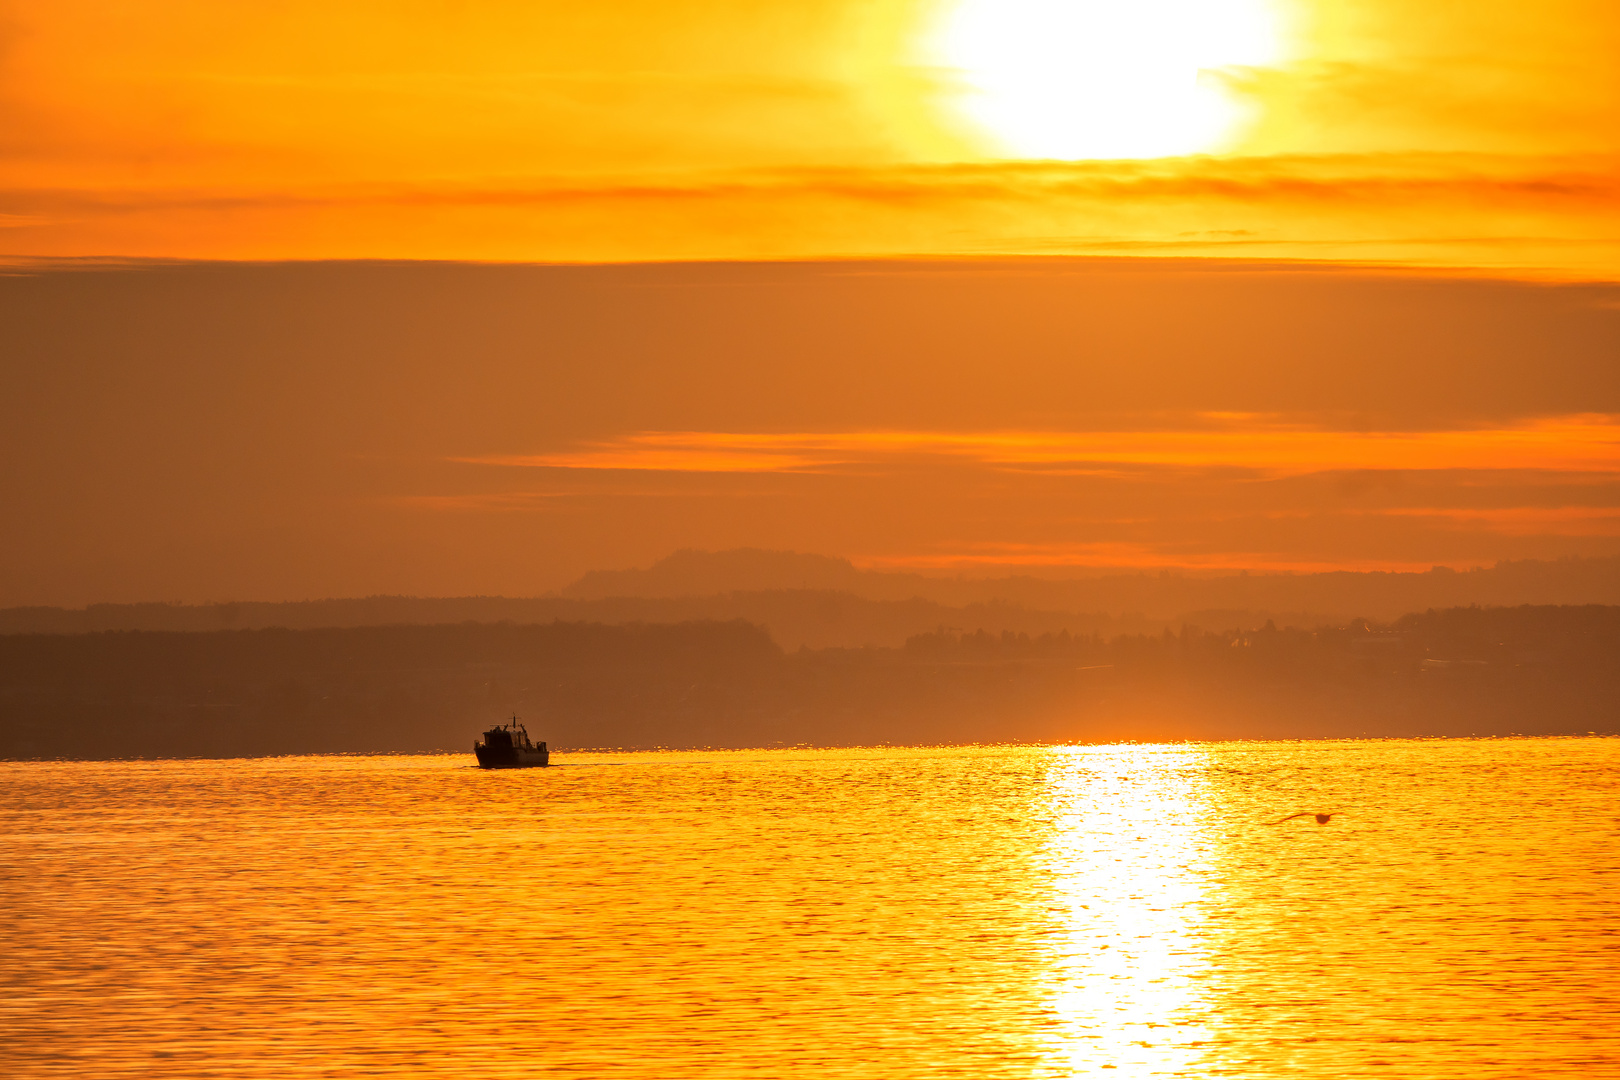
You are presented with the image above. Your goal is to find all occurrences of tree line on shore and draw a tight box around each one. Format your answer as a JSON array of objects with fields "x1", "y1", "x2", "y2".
[{"x1": 2, "y1": 605, "x2": 1615, "y2": 760}]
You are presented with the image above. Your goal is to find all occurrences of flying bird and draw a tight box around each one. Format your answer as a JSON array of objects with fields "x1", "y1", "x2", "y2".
[{"x1": 1266, "y1": 812, "x2": 1336, "y2": 825}]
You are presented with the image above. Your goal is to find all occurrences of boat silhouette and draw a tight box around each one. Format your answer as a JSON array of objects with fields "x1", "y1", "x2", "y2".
[{"x1": 473, "y1": 715, "x2": 550, "y2": 768}]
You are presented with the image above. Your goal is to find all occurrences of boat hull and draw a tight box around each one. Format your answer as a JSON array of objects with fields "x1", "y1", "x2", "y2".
[{"x1": 474, "y1": 744, "x2": 550, "y2": 768}]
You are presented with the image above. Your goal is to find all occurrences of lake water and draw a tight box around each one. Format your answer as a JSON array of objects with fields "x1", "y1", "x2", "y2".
[{"x1": 2, "y1": 739, "x2": 1616, "y2": 1078}]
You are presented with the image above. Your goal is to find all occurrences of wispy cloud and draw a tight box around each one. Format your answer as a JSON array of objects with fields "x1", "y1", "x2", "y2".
[
  {"x1": 457, "y1": 415, "x2": 1620, "y2": 477},
  {"x1": 852, "y1": 543, "x2": 1447, "y2": 575},
  {"x1": 11, "y1": 154, "x2": 1620, "y2": 214},
  {"x1": 5, "y1": 153, "x2": 1620, "y2": 272},
  {"x1": 390, "y1": 487, "x2": 765, "y2": 511}
]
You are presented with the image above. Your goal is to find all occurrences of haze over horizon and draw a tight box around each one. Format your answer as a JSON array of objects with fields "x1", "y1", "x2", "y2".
[
  {"x1": 9, "y1": 547, "x2": 1620, "y2": 656},
  {"x1": 5, "y1": 261, "x2": 1619, "y2": 610}
]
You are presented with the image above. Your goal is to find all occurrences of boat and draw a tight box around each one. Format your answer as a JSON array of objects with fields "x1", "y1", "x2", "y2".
[{"x1": 474, "y1": 715, "x2": 550, "y2": 768}]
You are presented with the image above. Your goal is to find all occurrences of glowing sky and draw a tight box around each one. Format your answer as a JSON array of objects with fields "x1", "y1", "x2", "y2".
[
  {"x1": 1, "y1": 0, "x2": 1618, "y2": 273},
  {"x1": 3, "y1": 4, "x2": 1620, "y2": 602}
]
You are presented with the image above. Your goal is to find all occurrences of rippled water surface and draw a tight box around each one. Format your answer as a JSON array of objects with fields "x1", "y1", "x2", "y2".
[{"x1": 3, "y1": 739, "x2": 1616, "y2": 1078}]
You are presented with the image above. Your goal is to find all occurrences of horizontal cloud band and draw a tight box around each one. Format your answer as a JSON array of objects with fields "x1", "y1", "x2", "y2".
[{"x1": 457, "y1": 416, "x2": 1620, "y2": 476}]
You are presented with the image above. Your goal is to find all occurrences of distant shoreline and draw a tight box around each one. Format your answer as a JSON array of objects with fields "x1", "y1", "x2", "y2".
[
  {"x1": 4, "y1": 606, "x2": 1617, "y2": 760},
  {"x1": 5, "y1": 731, "x2": 1615, "y2": 767}
]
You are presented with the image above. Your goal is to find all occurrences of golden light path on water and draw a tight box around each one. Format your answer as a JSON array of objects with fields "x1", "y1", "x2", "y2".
[
  {"x1": 1036, "y1": 747, "x2": 1216, "y2": 1076},
  {"x1": 2, "y1": 739, "x2": 1616, "y2": 1078}
]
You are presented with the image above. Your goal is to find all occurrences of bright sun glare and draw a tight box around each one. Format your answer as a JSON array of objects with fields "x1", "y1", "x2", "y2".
[{"x1": 931, "y1": 0, "x2": 1283, "y2": 160}]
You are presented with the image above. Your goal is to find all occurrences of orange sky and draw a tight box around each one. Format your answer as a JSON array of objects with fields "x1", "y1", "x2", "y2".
[
  {"x1": 3, "y1": 5, "x2": 1620, "y2": 603},
  {"x1": 2, "y1": 0, "x2": 1619, "y2": 274},
  {"x1": 3, "y1": 259, "x2": 1618, "y2": 604}
]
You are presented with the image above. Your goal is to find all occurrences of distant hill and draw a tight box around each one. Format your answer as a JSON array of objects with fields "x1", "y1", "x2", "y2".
[
  {"x1": 560, "y1": 550, "x2": 1620, "y2": 617},
  {"x1": 0, "y1": 591, "x2": 1158, "y2": 651},
  {"x1": 560, "y1": 549, "x2": 872, "y2": 599},
  {"x1": 6, "y1": 551, "x2": 1620, "y2": 650}
]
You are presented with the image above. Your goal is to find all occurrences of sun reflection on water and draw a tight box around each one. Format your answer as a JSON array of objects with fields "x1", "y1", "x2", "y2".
[
  {"x1": 5, "y1": 743, "x2": 1615, "y2": 1078},
  {"x1": 1037, "y1": 745, "x2": 1217, "y2": 1078}
]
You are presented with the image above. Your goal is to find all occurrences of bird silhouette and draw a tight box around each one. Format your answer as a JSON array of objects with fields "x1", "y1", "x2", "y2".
[{"x1": 1266, "y1": 812, "x2": 1335, "y2": 825}]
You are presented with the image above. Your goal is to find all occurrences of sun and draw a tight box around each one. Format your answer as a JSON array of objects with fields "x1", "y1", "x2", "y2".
[{"x1": 928, "y1": 0, "x2": 1284, "y2": 160}]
